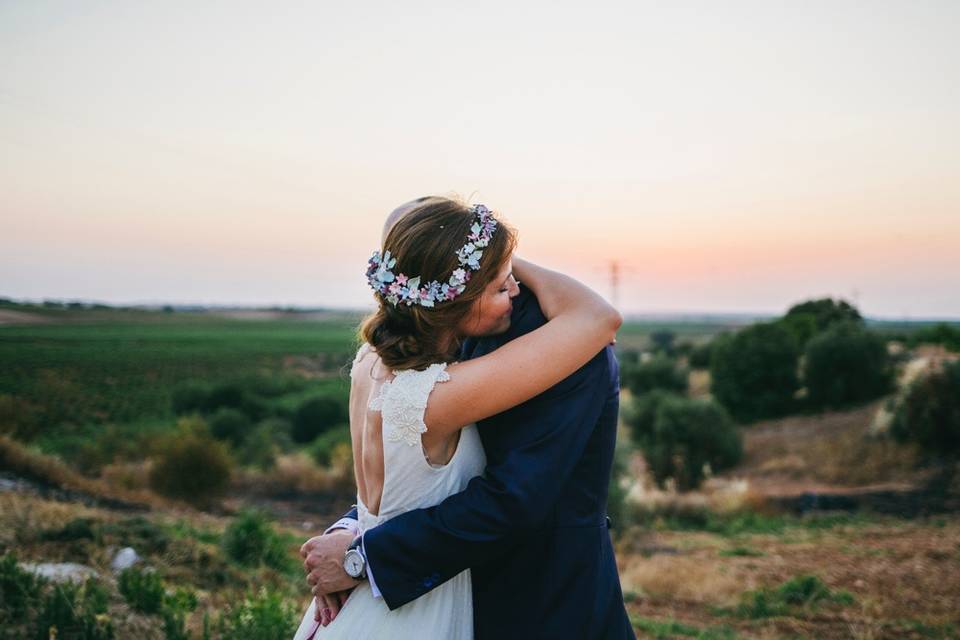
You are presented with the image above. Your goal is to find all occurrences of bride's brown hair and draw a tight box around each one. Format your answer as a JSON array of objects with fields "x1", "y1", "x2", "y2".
[{"x1": 359, "y1": 197, "x2": 518, "y2": 372}]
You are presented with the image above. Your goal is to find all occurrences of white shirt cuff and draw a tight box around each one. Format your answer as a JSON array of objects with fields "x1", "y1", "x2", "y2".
[
  {"x1": 360, "y1": 533, "x2": 381, "y2": 599},
  {"x1": 324, "y1": 517, "x2": 360, "y2": 536}
]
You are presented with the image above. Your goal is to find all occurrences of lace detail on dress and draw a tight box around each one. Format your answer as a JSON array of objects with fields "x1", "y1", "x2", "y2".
[
  {"x1": 369, "y1": 363, "x2": 451, "y2": 447},
  {"x1": 368, "y1": 380, "x2": 388, "y2": 411}
]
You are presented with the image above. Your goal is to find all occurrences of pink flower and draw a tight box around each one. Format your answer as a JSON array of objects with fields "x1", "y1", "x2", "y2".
[{"x1": 395, "y1": 274, "x2": 408, "y2": 286}]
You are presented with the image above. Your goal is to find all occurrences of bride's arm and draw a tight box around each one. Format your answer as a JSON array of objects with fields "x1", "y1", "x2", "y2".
[
  {"x1": 425, "y1": 257, "x2": 620, "y2": 434},
  {"x1": 510, "y1": 256, "x2": 599, "y2": 322}
]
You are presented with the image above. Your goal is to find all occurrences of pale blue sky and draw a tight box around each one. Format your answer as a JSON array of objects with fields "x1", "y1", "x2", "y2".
[{"x1": 1, "y1": 1, "x2": 958, "y2": 317}]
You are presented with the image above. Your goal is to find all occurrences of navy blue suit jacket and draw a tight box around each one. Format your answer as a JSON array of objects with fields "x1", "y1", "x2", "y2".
[{"x1": 345, "y1": 287, "x2": 634, "y2": 639}]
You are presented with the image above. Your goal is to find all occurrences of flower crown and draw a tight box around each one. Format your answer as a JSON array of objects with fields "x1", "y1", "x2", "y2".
[{"x1": 366, "y1": 203, "x2": 499, "y2": 307}]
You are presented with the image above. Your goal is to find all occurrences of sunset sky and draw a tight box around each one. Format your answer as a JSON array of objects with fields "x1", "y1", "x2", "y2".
[{"x1": 2, "y1": 1, "x2": 958, "y2": 318}]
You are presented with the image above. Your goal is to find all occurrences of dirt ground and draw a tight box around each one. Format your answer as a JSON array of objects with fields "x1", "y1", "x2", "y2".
[
  {"x1": 0, "y1": 309, "x2": 52, "y2": 325},
  {"x1": 618, "y1": 516, "x2": 960, "y2": 639}
]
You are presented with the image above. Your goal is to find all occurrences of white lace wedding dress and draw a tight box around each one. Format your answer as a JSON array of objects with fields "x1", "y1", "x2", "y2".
[{"x1": 293, "y1": 344, "x2": 486, "y2": 640}]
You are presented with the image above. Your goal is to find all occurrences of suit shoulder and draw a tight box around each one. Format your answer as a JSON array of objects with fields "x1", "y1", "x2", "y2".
[{"x1": 537, "y1": 345, "x2": 615, "y2": 402}]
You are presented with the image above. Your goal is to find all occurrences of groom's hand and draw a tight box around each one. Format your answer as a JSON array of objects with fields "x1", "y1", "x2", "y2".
[{"x1": 301, "y1": 529, "x2": 360, "y2": 597}]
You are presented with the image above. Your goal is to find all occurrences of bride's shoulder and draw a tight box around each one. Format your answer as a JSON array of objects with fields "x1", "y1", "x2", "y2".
[
  {"x1": 351, "y1": 343, "x2": 380, "y2": 376},
  {"x1": 354, "y1": 342, "x2": 373, "y2": 362}
]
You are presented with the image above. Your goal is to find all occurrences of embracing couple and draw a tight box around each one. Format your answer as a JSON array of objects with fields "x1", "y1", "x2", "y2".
[{"x1": 294, "y1": 196, "x2": 635, "y2": 639}]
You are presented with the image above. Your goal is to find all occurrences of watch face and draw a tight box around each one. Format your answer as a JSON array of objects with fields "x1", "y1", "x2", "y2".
[{"x1": 344, "y1": 551, "x2": 364, "y2": 578}]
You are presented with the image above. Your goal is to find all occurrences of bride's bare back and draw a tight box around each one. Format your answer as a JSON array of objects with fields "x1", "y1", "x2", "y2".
[
  {"x1": 349, "y1": 346, "x2": 386, "y2": 515},
  {"x1": 349, "y1": 346, "x2": 462, "y2": 516}
]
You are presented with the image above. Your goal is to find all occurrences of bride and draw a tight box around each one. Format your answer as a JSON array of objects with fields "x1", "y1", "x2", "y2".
[{"x1": 293, "y1": 196, "x2": 621, "y2": 639}]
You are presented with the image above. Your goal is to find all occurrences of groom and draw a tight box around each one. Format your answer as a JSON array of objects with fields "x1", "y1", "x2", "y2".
[{"x1": 302, "y1": 200, "x2": 635, "y2": 639}]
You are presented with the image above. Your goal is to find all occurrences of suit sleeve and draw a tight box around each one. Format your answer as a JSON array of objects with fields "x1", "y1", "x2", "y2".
[{"x1": 362, "y1": 350, "x2": 611, "y2": 610}]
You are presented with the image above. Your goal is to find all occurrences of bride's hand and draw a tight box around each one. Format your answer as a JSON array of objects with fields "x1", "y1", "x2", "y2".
[{"x1": 315, "y1": 590, "x2": 353, "y2": 626}]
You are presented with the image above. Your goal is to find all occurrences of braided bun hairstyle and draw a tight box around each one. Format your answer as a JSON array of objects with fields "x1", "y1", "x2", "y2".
[{"x1": 359, "y1": 197, "x2": 517, "y2": 371}]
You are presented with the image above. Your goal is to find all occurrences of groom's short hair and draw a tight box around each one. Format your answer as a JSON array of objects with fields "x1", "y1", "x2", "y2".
[{"x1": 382, "y1": 196, "x2": 437, "y2": 243}]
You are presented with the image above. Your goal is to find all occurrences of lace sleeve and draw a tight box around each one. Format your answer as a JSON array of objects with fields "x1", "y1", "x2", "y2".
[{"x1": 376, "y1": 363, "x2": 451, "y2": 447}]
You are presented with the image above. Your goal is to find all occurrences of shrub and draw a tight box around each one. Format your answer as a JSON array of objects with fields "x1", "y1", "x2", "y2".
[
  {"x1": 41, "y1": 517, "x2": 99, "y2": 543},
  {"x1": 36, "y1": 579, "x2": 114, "y2": 640},
  {"x1": 207, "y1": 382, "x2": 270, "y2": 422},
  {"x1": 621, "y1": 356, "x2": 688, "y2": 396},
  {"x1": 627, "y1": 392, "x2": 742, "y2": 490},
  {"x1": 214, "y1": 588, "x2": 297, "y2": 640},
  {"x1": 118, "y1": 567, "x2": 165, "y2": 614},
  {"x1": 641, "y1": 508, "x2": 789, "y2": 536},
  {"x1": 308, "y1": 424, "x2": 352, "y2": 467},
  {"x1": 781, "y1": 297, "x2": 863, "y2": 346},
  {"x1": 725, "y1": 574, "x2": 854, "y2": 619},
  {"x1": 161, "y1": 587, "x2": 198, "y2": 640},
  {"x1": 204, "y1": 382, "x2": 246, "y2": 412},
  {"x1": 672, "y1": 341, "x2": 694, "y2": 358},
  {"x1": 221, "y1": 510, "x2": 291, "y2": 571},
  {"x1": 1, "y1": 554, "x2": 115, "y2": 639},
  {"x1": 209, "y1": 408, "x2": 253, "y2": 448},
  {"x1": 171, "y1": 381, "x2": 210, "y2": 415},
  {"x1": 688, "y1": 341, "x2": 714, "y2": 369},
  {"x1": 149, "y1": 417, "x2": 233, "y2": 507},
  {"x1": 0, "y1": 552, "x2": 45, "y2": 623},
  {"x1": 173, "y1": 380, "x2": 269, "y2": 422},
  {"x1": 101, "y1": 516, "x2": 170, "y2": 555},
  {"x1": 292, "y1": 395, "x2": 347, "y2": 444},
  {"x1": 803, "y1": 321, "x2": 893, "y2": 409},
  {"x1": 710, "y1": 322, "x2": 800, "y2": 423},
  {"x1": 605, "y1": 438, "x2": 632, "y2": 532},
  {"x1": 74, "y1": 423, "x2": 155, "y2": 474},
  {"x1": 625, "y1": 390, "x2": 674, "y2": 444},
  {"x1": 256, "y1": 417, "x2": 294, "y2": 451},
  {"x1": 0, "y1": 393, "x2": 41, "y2": 439},
  {"x1": 236, "y1": 423, "x2": 281, "y2": 470},
  {"x1": 891, "y1": 360, "x2": 960, "y2": 459},
  {"x1": 909, "y1": 322, "x2": 960, "y2": 352},
  {"x1": 648, "y1": 330, "x2": 675, "y2": 354},
  {"x1": 118, "y1": 567, "x2": 196, "y2": 639}
]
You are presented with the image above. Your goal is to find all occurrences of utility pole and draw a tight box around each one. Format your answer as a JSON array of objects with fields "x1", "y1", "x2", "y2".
[{"x1": 610, "y1": 260, "x2": 621, "y2": 309}]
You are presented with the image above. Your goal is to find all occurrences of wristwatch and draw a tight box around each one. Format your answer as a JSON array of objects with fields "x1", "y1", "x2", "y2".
[{"x1": 343, "y1": 536, "x2": 367, "y2": 580}]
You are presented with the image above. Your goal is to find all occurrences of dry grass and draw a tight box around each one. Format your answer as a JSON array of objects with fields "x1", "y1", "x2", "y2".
[
  {"x1": 99, "y1": 460, "x2": 153, "y2": 491},
  {"x1": 620, "y1": 515, "x2": 960, "y2": 639},
  {"x1": 232, "y1": 452, "x2": 354, "y2": 498},
  {"x1": 687, "y1": 369, "x2": 712, "y2": 399},
  {"x1": 0, "y1": 435, "x2": 183, "y2": 512},
  {"x1": 0, "y1": 309, "x2": 53, "y2": 325},
  {"x1": 0, "y1": 491, "x2": 103, "y2": 548},
  {"x1": 621, "y1": 553, "x2": 743, "y2": 604},
  {"x1": 734, "y1": 399, "x2": 926, "y2": 493}
]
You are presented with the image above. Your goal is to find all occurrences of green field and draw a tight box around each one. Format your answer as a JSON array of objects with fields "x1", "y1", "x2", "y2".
[
  {"x1": 2, "y1": 303, "x2": 952, "y2": 450},
  {"x1": 0, "y1": 310, "x2": 363, "y2": 462}
]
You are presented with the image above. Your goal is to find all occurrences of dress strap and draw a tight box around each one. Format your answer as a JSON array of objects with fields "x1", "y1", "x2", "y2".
[{"x1": 370, "y1": 363, "x2": 450, "y2": 447}]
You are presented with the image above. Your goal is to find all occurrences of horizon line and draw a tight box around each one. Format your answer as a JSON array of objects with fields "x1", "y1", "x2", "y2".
[{"x1": 4, "y1": 295, "x2": 959, "y2": 324}]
